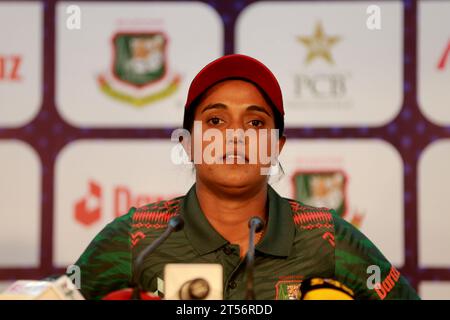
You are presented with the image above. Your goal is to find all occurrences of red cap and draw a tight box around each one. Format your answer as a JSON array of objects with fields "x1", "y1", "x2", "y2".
[{"x1": 184, "y1": 54, "x2": 284, "y2": 116}]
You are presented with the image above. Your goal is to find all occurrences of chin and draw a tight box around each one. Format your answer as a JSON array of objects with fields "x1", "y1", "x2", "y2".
[{"x1": 210, "y1": 168, "x2": 266, "y2": 190}]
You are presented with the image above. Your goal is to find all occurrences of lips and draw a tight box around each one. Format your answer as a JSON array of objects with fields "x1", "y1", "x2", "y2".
[{"x1": 222, "y1": 150, "x2": 248, "y2": 163}]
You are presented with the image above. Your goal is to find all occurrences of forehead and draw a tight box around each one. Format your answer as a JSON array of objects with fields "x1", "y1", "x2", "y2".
[{"x1": 198, "y1": 79, "x2": 272, "y2": 110}]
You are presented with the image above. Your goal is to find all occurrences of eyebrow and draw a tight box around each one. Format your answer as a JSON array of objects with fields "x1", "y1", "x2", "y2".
[
  {"x1": 201, "y1": 103, "x2": 271, "y2": 117},
  {"x1": 200, "y1": 103, "x2": 227, "y2": 113},
  {"x1": 246, "y1": 105, "x2": 271, "y2": 117}
]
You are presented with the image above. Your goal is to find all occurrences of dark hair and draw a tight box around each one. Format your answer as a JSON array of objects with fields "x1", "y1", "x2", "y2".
[{"x1": 182, "y1": 79, "x2": 285, "y2": 137}]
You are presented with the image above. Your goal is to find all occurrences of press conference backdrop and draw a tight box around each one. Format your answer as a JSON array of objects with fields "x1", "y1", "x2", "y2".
[{"x1": 0, "y1": 0, "x2": 449, "y2": 299}]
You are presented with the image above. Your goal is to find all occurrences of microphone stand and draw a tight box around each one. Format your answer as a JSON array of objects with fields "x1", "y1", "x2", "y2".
[
  {"x1": 131, "y1": 215, "x2": 185, "y2": 300},
  {"x1": 245, "y1": 216, "x2": 265, "y2": 300}
]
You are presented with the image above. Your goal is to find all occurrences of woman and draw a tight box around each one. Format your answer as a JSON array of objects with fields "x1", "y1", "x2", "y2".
[{"x1": 74, "y1": 54, "x2": 419, "y2": 300}]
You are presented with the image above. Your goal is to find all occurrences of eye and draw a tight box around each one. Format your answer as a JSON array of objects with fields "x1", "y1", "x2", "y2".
[
  {"x1": 207, "y1": 117, "x2": 224, "y2": 126},
  {"x1": 249, "y1": 119, "x2": 264, "y2": 127}
]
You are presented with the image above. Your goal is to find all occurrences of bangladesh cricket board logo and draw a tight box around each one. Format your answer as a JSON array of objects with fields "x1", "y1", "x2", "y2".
[
  {"x1": 97, "y1": 32, "x2": 180, "y2": 107},
  {"x1": 275, "y1": 280, "x2": 302, "y2": 300},
  {"x1": 292, "y1": 170, "x2": 364, "y2": 228}
]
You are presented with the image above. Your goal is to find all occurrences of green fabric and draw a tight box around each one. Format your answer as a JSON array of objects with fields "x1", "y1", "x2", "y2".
[
  {"x1": 74, "y1": 183, "x2": 419, "y2": 300},
  {"x1": 333, "y1": 215, "x2": 418, "y2": 299},
  {"x1": 74, "y1": 211, "x2": 133, "y2": 300}
]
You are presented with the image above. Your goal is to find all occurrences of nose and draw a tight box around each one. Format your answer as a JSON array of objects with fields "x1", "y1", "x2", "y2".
[{"x1": 225, "y1": 128, "x2": 245, "y2": 145}]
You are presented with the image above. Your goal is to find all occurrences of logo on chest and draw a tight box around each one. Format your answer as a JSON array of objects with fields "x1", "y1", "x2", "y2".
[{"x1": 275, "y1": 276, "x2": 304, "y2": 300}]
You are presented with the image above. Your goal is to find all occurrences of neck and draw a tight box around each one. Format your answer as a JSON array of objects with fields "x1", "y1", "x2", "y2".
[{"x1": 195, "y1": 181, "x2": 268, "y2": 258}]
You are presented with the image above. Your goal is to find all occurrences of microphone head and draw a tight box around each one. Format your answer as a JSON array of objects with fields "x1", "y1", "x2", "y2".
[
  {"x1": 168, "y1": 215, "x2": 185, "y2": 232},
  {"x1": 298, "y1": 278, "x2": 354, "y2": 300},
  {"x1": 248, "y1": 216, "x2": 265, "y2": 233}
]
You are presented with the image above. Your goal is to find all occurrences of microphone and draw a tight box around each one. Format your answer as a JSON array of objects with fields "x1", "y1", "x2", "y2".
[
  {"x1": 244, "y1": 216, "x2": 265, "y2": 300},
  {"x1": 298, "y1": 278, "x2": 355, "y2": 300},
  {"x1": 131, "y1": 215, "x2": 185, "y2": 299},
  {"x1": 178, "y1": 278, "x2": 210, "y2": 300}
]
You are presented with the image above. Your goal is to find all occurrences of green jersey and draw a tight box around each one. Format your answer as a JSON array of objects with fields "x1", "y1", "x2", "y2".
[{"x1": 74, "y1": 183, "x2": 419, "y2": 300}]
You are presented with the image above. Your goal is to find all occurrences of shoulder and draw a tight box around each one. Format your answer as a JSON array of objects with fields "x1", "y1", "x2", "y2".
[
  {"x1": 281, "y1": 197, "x2": 337, "y2": 277},
  {"x1": 282, "y1": 197, "x2": 339, "y2": 253},
  {"x1": 131, "y1": 196, "x2": 184, "y2": 228},
  {"x1": 284, "y1": 197, "x2": 369, "y2": 249},
  {"x1": 284, "y1": 197, "x2": 336, "y2": 231},
  {"x1": 283, "y1": 197, "x2": 364, "y2": 237},
  {"x1": 128, "y1": 195, "x2": 185, "y2": 248}
]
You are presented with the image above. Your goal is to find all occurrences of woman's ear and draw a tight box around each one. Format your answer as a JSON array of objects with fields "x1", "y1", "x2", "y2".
[
  {"x1": 180, "y1": 138, "x2": 192, "y2": 162},
  {"x1": 179, "y1": 132, "x2": 192, "y2": 162}
]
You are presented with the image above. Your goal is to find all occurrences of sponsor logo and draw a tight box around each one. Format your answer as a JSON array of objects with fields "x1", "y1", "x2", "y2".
[
  {"x1": 74, "y1": 180, "x2": 102, "y2": 226},
  {"x1": 73, "y1": 180, "x2": 178, "y2": 226},
  {"x1": 97, "y1": 31, "x2": 180, "y2": 107},
  {"x1": 293, "y1": 21, "x2": 352, "y2": 108},
  {"x1": 437, "y1": 40, "x2": 450, "y2": 71},
  {"x1": 297, "y1": 21, "x2": 340, "y2": 65},
  {"x1": 374, "y1": 266, "x2": 401, "y2": 300},
  {"x1": 292, "y1": 170, "x2": 365, "y2": 228},
  {"x1": 0, "y1": 55, "x2": 22, "y2": 81}
]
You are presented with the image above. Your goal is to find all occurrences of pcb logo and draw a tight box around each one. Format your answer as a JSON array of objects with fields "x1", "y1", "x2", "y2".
[
  {"x1": 97, "y1": 32, "x2": 180, "y2": 107},
  {"x1": 292, "y1": 170, "x2": 364, "y2": 228}
]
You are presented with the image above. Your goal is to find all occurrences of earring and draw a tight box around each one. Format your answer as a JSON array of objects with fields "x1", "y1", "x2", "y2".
[
  {"x1": 268, "y1": 162, "x2": 280, "y2": 176},
  {"x1": 172, "y1": 143, "x2": 192, "y2": 165}
]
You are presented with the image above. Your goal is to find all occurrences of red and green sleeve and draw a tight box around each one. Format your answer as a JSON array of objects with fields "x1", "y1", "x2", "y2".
[
  {"x1": 332, "y1": 213, "x2": 420, "y2": 300},
  {"x1": 73, "y1": 208, "x2": 134, "y2": 300}
]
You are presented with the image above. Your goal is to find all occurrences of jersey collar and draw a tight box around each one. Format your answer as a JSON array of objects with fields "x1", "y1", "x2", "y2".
[{"x1": 181, "y1": 183, "x2": 295, "y2": 257}]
